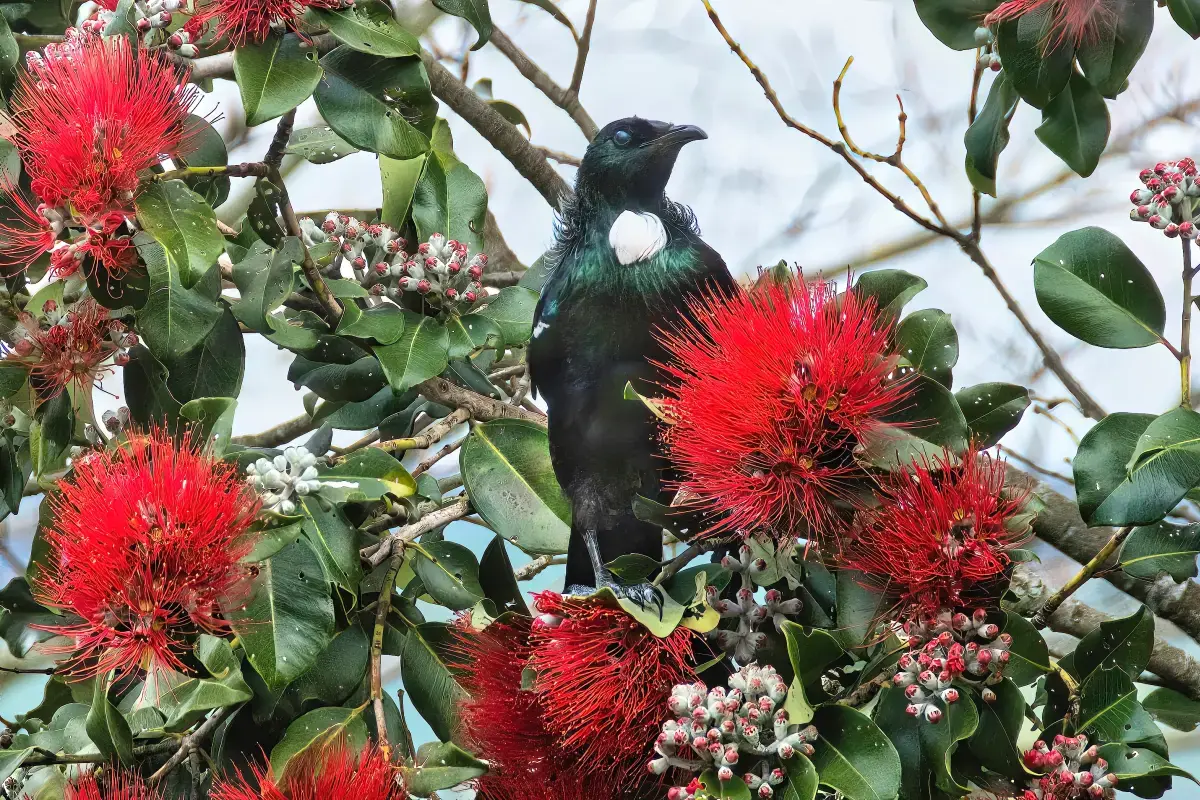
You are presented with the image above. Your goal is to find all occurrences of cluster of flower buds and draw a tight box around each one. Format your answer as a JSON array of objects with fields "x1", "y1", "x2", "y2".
[
  {"x1": 893, "y1": 608, "x2": 1011, "y2": 723},
  {"x1": 708, "y1": 543, "x2": 803, "y2": 664},
  {"x1": 1129, "y1": 159, "x2": 1200, "y2": 239},
  {"x1": 1022, "y1": 735, "x2": 1118, "y2": 800},
  {"x1": 974, "y1": 27, "x2": 1002, "y2": 71},
  {"x1": 80, "y1": 0, "x2": 183, "y2": 37},
  {"x1": 245, "y1": 446, "x2": 322, "y2": 515},
  {"x1": 83, "y1": 406, "x2": 132, "y2": 446},
  {"x1": 651, "y1": 665, "x2": 817, "y2": 800},
  {"x1": 47, "y1": 212, "x2": 139, "y2": 280}
]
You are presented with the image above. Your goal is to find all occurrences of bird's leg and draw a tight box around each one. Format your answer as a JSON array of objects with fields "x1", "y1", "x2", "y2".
[{"x1": 579, "y1": 528, "x2": 665, "y2": 618}]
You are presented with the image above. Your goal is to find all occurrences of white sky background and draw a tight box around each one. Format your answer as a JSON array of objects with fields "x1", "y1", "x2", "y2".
[{"x1": 7, "y1": 0, "x2": 1200, "y2": 791}]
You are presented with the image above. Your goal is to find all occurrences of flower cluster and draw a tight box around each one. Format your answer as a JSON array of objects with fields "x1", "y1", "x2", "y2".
[
  {"x1": 893, "y1": 609, "x2": 1012, "y2": 723},
  {"x1": 984, "y1": 0, "x2": 1116, "y2": 51},
  {"x1": 34, "y1": 430, "x2": 260, "y2": 677},
  {"x1": 5, "y1": 298, "x2": 137, "y2": 402},
  {"x1": 246, "y1": 446, "x2": 322, "y2": 515},
  {"x1": 651, "y1": 665, "x2": 818, "y2": 800},
  {"x1": 707, "y1": 543, "x2": 803, "y2": 664},
  {"x1": 62, "y1": 771, "x2": 164, "y2": 800},
  {"x1": 659, "y1": 275, "x2": 910, "y2": 541},
  {"x1": 185, "y1": 0, "x2": 356, "y2": 47},
  {"x1": 842, "y1": 448, "x2": 1031, "y2": 614},
  {"x1": 0, "y1": 35, "x2": 199, "y2": 278},
  {"x1": 82, "y1": 0, "x2": 183, "y2": 38},
  {"x1": 212, "y1": 742, "x2": 406, "y2": 800},
  {"x1": 1022, "y1": 735, "x2": 1118, "y2": 800},
  {"x1": 974, "y1": 27, "x2": 1002, "y2": 71},
  {"x1": 1128, "y1": 159, "x2": 1200, "y2": 239},
  {"x1": 302, "y1": 216, "x2": 488, "y2": 310}
]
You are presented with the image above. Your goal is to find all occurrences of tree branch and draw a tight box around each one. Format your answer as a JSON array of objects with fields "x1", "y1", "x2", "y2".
[
  {"x1": 569, "y1": 0, "x2": 599, "y2": 96},
  {"x1": 148, "y1": 705, "x2": 238, "y2": 785},
  {"x1": 365, "y1": 497, "x2": 472, "y2": 568},
  {"x1": 1031, "y1": 526, "x2": 1134, "y2": 628},
  {"x1": 489, "y1": 28, "x2": 599, "y2": 140},
  {"x1": 417, "y1": 378, "x2": 544, "y2": 424},
  {"x1": 264, "y1": 108, "x2": 296, "y2": 170},
  {"x1": 231, "y1": 413, "x2": 316, "y2": 448}
]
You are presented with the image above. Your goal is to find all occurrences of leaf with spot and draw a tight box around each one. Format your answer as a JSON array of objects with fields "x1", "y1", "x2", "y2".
[
  {"x1": 1073, "y1": 605, "x2": 1154, "y2": 681},
  {"x1": 433, "y1": 0, "x2": 492, "y2": 48},
  {"x1": 134, "y1": 235, "x2": 223, "y2": 361},
  {"x1": 1000, "y1": 610, "x2": 1051, "y2": 686},
  {"x1": 893, "y1": 309, "x2": 958, "y2": 386},
  {"x1": 286, "y1": 126, "x2": 360, "y2": 165},
  {"x1": 809, "y1": 705, "x2": 901, "y2": 800},
  {"x1": 408, "y1": 741, "x2": 489, "y2": 796},
  {"x1": 400, "y1": 622, "x2": 466, "y2": 742},
  {"x1": 230, "y1": 239, "x2": 301, "y2": 333},
  {"x1": 471, "y1": 286, "x2": 538, "y2": 348},
  {"x1": 299, "y1": 497, "x2": 362, "y2": 597},
  {"x1": 308, "y1": 0, "x2": 421, "y2": 57},
  {"x1": 136, "y1": 178, "x2": 225, "y2": 289},
  {"x1": 1075, "y1": 666, "x2": 1166, "y2": 755},
  {"x1": 1118, "y1": 521, "x2": 1200, "y2": 582},
  {"x1": 160, "y1": 636, "x2": 253, "y2": 731},
  {"x1": 852, "y1": 269, "x2": 927, "y2": 321},
  {"x1": 335, "y1": 303, "x2": 407, "y2": 345},
  {"x1": 380, "y1": 154, "x2": 427, "y2": 228},
  {"x1": 412, "y1": 142, "x2": 489, "y2": 255},
  {"x1": 1097, "y1": 744, "x2": 1198, "y2": 792},
  {"x1": 317, "y1": 448, "x2": 416, "y2": 505},
  {"x1": 270, "y1": 705, "x2": 368, "y2": 781},
  {"x1": 954, "y1": 382, "x2": 1030, "y2": 448},
  {"x1": 412, "y1": 541, "x2": 485, "y2": 611},
  {"x1": 233, "y1": 34, "x2": 324, "y2": 127}
]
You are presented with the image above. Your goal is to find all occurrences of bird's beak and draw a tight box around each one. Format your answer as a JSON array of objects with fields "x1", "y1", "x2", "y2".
[{"x1": 651, "y1": 124, "x2": 708, "y2": 148}]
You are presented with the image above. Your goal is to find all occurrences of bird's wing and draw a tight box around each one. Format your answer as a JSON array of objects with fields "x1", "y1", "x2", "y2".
[
  {"x1": 688, "y1": 234, "x2": 739, "y2": 299},
  {"x1": 528, "y1": 267, "x2": 567, "y2": 402}
]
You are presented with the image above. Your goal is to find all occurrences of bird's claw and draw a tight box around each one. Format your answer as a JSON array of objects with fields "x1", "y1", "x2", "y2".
[{"x1": 613, "y1": 580, "x2": 665, "y2": 618}]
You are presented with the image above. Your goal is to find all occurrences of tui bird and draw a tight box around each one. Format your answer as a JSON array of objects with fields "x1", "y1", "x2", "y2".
[{"x1": 528, "y1": 117, "x2": 737, "y2": 608}]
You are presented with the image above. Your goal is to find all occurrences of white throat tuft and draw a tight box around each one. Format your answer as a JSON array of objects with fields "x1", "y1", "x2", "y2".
[{"x1": 609, "y1": 210, "x2": 668, "y2": 266}]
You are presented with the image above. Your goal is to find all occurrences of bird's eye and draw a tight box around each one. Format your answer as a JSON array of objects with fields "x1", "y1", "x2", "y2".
[{"x1": 613, "y1": 129, "x2": 633, "y2": 146}]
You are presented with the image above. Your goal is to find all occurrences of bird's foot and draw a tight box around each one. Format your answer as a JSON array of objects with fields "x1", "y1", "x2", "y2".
[{"x1": 565, "y1": 579, "x2": 664, "y2": 618}]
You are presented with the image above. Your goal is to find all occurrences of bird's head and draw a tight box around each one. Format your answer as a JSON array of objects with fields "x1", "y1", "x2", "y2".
[{"x1": 577, "y1": 117, "x2": 707, "y2": 211}]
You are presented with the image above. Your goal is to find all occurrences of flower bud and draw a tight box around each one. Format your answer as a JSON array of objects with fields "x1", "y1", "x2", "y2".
[
  {"x1": 924, "y1": 705, "x2": 943, "y2": 723},
  {"x1": 417, "y1": 279, "x2": 431, "y2": 294}
]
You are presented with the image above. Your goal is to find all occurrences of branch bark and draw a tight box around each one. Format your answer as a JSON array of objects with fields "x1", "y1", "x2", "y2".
[
  {"x1": 417, "y1": 378, "x2": 545, "y2": 424},
  {"x1": 489, "y1": 27, "x2": 599, "y2": 140},
  {"x1": 231, "y1": 414, "x2": 316, "y2": 448}
]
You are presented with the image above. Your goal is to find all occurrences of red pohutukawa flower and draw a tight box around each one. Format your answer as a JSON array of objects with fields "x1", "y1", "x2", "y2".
[
  {"x1": 984, "y1": 0, "x2": 1116, "y2": 51},
  {"x1": 529, "y1": 592, "x2": 698, "y2": 793},
  {"x1": 658, "y1": 275, "x2": 910, "y2": 539},
  {"x1": 211, "y1": 742, "x2": 405, "y2": 800},
  {"x1": 450, "y1": 616, "x2": 596, "y2": 800},
  {"x1": 34, "y1": 429, "x2": 261, "y2": 677},
  {"x1": 64, "y1": 772, "x2": 164, "y2": 800},
  {"x1": 189, "y1": 0, "x2": 356, "y2": 46},
  {"x1": 841, "y1": 448, "x2": 1031, "y2": 614},
  {"x1": 6, "y1": 298, "x2": 137, "y2": 401}
]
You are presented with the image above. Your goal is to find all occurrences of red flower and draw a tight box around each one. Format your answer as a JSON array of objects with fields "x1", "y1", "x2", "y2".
[
  {"x1": 657, "y1": 275, "x2": 909, "y2": 540},
  {"x1": 211, "y1": 742, "x2": 405, "y2": 800},
  {"x1": 985, "y1": 0, "x2": 1116, "y2": 51},
  {"x1": 529, "y1": 592, "x2": 697, "y2": 793},
  {"x1": 841, "y1": 449, "x2": 1031, "y2": 614},
  {"x1": 7, "y1": 298, "x2": 135, "y2": 402},
  {"x1": 65, "y1": 772, "x2": 163, "y2": 800},
  {"x1": 11, "y1": 35, "x2": 198, "y2": 221},
  {"x1": 0, "y1": 190, "x2": 59, "y2": 276},
  {"x1": 189, "y1": 0, "x2": 355, "y2": 46},
  {"x1": 449, "y1": 616, "x2": 595, "y2": 800},
  {"x1": 33, "y1": 429, "x2": 261, "y2": 677}
]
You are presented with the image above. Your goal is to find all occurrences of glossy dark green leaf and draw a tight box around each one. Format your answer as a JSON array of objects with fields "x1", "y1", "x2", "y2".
[
  {"x1": 380, "y1": 154, "x2": 427, "y2": 228},
  {"x1": 409, "y1": 741, "x2": 489, "y2": 795},
  {"x1": 964, "y1": 72, "x2": 1019, "y2": 197},
  {"x1": 286, "y1": 125, "x2": 360, "y2": 165},
  {"x1": 288, "y1": 624, "x2": 369, "y2": 707},
  {"x1": 1076, "y1": 667, "x2": 1165, "y2": 754},
  {"x1": 400, "y1": 622, "x2": 466, "y2": 742},
  {"x1": 955, "y1": 382, "x2": 1030, "y2": 448},
  {"x1": 780, "y1": 754, "x2": 819, "y2": 800},
  {"x1": 335, "y1": 303, "x2": 407, "y2": 345},
  {"x1": 873, "y1": 685, "x2": 976, "y2": 798},
  {"x1": 161, "y1": 636, "x2": 253, "y2": 730},
  {"x1": 996, "y1": 7, "x2": 1074, "y2": 109},
  {"x1": 318, "y1": 448, "x2": 416, "y2": 504},
  {"x1": 472, "y1": 286, "x2": 538, "y2": 348},
  {"x1": 314, "y1": 48, "x2": 436, "y2": 159},
  {"x1": 164, "y1": 306, "x2": 246, "y2": 409},
  {"x1": 230, "y1": 239, "x2": 302, "y2": 333},
  {"x1": 309, "y1": 0, "x2": 421, "y2": 56},
  {"x1": 0, "y1": 13, "x2": 19, "y2": 98},
  {"x1": 852, "y1": 269, "x2": 927, "y2": 320},
  {"x1": 317, "y1": 386, "x2": 415, "y2": 431},
  {"x1": 231, "y1": 539, "x2": 336, "y2": 692},
  {"x1": 433, "y1": 0, "x2": 492, "y2": 48},
  {"x1": 134, "y1": 235, "x2": 223, "y2": 361},
  {"x1": 1000, "y1": 610, "x2": 1051, "y2": 686},
  {"x1": 412, "y1": 145, "x2": 489, "y2": 255},
  {"x1": 913, "y1": 0, "x2": 1000, "y2": 49},
  {"x1": 180, "y1": 114, "x2": 230, "y2": 208},
  {"x1": 85, "y1": 675, "x2": 134, "y2": 764},
  {"x1": 30, "y1": 391, "x2": 72, "y2": 480},
  {"x1": 248, "y1": 177, "x2": 288, "y2": 246},
  {"x1": 375, "y1": 311, "x2": 449, "y2": 392},
  {"x1": 179, "y1": 397, "x2": 238, "y2": 456},
  {"x1": 299, "y1": 497, "x2": 362, "y2": 596},
  {"x1": 968, "y1": 678, "x2": 1026, "y2": 776},
  {"x1": 0, "y1": 363, "x2": 26, "y2": 400},
  {"x1": 1033, "y1": 227, "x2": 1164, "y2": 349},
  {"x1": 1090, "y1": 409, "x2": 1200, "y2": 526},
  {"x1": 1143, "y1": 687, "x2": 1200, "y2": 732},
  {"x1": 834, "y1": 570, "x2": 887, "y2": 649},
  {"x1": 860, "y1": 374, "x2": 969, "y2": 470},
  {"x1": 1077, "y1": 0, "x2": 1152, "y2": 97},
  {"x1": 894, "y1": 309, "x2": 958, "y2": 386},
  {"x1": 1035, "y1": 71, "x2": 1111, "y2": 177},
  {"x1": 233, "y1": 35, "x2": 324, "y2": 127},
  {"x1": 665, "y1": 564, "x2": 731, "y2": 606},
  {"x1": 1118, "y1": 521, "x2": 1200, "y2": 582},
  {"x1": 479, "y1": 534, "x2": 529, "y2": 616},
  {"x1": 809, "y1": 705, "x2": 901, "y2": 800},
  {"x1": 269, "y1": 705, "x2": 368, "y2": 780},
  {"x1": 460, "y1": 419, "x2": 570, "y2": 555},
  {"x1": 605, "y1": 553, "x2": 660, "y2": 583},
  {"x1": 1073, "y1": 605, "x2": 1153, "y2": 681},
  {"x1": 698, "y1": 770, "x2": 752, "y2": 800},
  {"x1": 1098, "y1": 743, "x2": 1198, "y2": 791},
  {"x1": 290, "y1": 355, "x2": 387, "y2": 402},
  {"x1": 782, "y1": 622, "x2": 845, "y2": 706},
  {"x1": 1167, "y1": 0, "x2": 1200, "y2": 38},
  {"x1": 412, "y1": 541, "x2": 485, "y2": 611},
  {"x1": 1074, "y1": 412, "x2": 1154, "y2": 524}
]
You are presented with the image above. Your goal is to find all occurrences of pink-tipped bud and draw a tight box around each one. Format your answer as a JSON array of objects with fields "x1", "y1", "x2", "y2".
[
  {"x1": 425, "y1": 256, "x2": 438, "y2": 268},
  {"x1": 445, "y1": 287, "x2": 459, "y2": 300},
  {"x1": 468, "y1": 264, "x2": 483, "y2": 279},
  {"x1": 353, "y1": 256, "x2": 367, "y2": 268},
  {"x1": 417, "y1": 279, "x2": 431, "y2": 294},
  {"x1": 758, "y1": 784, "x2": 773, "y2": 799},
  {"x1": 417, "y1": 242, "x2": 431, "y2": 255},
  {"x1": 375, "y1": 263, "x2": 388, "y2": 275},
  {"x1": 1168, "y1": 223, "x2": 1181, "y2": 238},
  {"x1": 114, "y1": 352, "x2": 130, "y2": 367},
  {"x1": 718, "y1": 767, "x2": 734, "y2": 782},
  {"x1": 981, "y1": 687, "x2": 997, "y2": 703},
  {"x1": 341, "y1": 241, "x2": 355, "y2": 254},
  {"x1": 942, "y1": 688, "x2": 959, "y2": 703},
  {"x1": 905, "y1": 704, "x2": 920, "y2": 717},
  {"x1": 924, "y1": 706, "x2": 943, "y2": 723}
]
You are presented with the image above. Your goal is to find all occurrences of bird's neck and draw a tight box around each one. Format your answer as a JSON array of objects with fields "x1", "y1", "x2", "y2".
[{"x1": 573, "y1": 180, "x2": 668, "y2": 229}]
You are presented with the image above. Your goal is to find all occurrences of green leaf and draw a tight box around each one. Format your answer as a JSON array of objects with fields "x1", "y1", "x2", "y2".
[
  {"x1": 433, "y1": 0, "x2": 492, "y2": 48},
  {"x1": 288, "y1": 625, "x2": 370, "y2": 707},
  {"x1": 400, "y1": 622, "x2": 466, "y2": 741},
  {"x1": 314, "y1": 48, "x2": 436, "y2": 159},
  {"x1": 894, "y1": 309, "x2": 958, "y2": 386},
  {"x1": 409, "y1": 741, "x2": 489, "y2": 796},
  {"x1": 1033, "y1": 227, "x2": 1164, "y2": 349},
  {"x1": 0, "y1": 362, "x2": 26, "y2": 400},
  {"x1": 380, "y1": 154, "x2": 427, "y2": 228},
  {"x1": 248, "y1": 176, "x2": 288, "y2": 246},
  {"x1": 780, "y1": 754, "x2": 819, "y2": 800},
  {"x1": 233, "y1": 35, "x2": 323, "y2": 127},
  {"x1": 318, "y1": 448, "x2": 417, "y2": 504},
  {"x1": 964, "y1": 71, "x2": 1019, "y2": 197},
  {"x1": 472, "y1": 286, "x2": 539, "y2": 348},
  {"x1": 1076, "y1": 667, "x2": 1165, "y2": 754},
  {"x1": 134, "y1": 235, "x2": 223, "y2": 361},
  {"x1": 606, "y1": 553, "x2": 661, "y2": 583},
  {"x1": 136, "y1": 179, "x2": 225, "y2": 289},
  {"x1": 0, "y1": 748, "x2": 31, "y2": 788},
  {"x1": 299, "y1": 497, "x2": 363, "y2": 596},
  {"x1": 698, "y1": 769, "x2": 752, "y2": 800},
  {"x1": 479, "y1": 535, "x2": 529, "y2": 616},
  {"x1": 852, "y1": 269, "x2": 927, "y2": 321},
  {"x1": 968, "y1": 678, "x2": 1027, "y2": 776},
  {"x1": 376, "y1": 311, "x2": 449, "y2": 392},
  {"x1": 286, "y1": 125, "x2": 359, "y2": 165},
  {"x1": 231, "y1": 539, "x2": 336, "y2": 692},
  {"x1": 230, "y1": 239, "x2": 302, "y2": 333},
  {"x1": 666, "y1": 564, "x2": 732, "y2": 606},
  {"x1": 412, "y1": 541, "x2": 485, "y2": 611},
  {"x1": 861, "y1": 374, "x2": 969, "y2": 470},
  {"x1": 316, "y1": 386, "x2": 415, "y2": 431},
  {"x1": 955, "y1": 382, "x2": 1030, "y2": 448},
  {"x1": 179, "y1": 397, "x2": 238, "y2": 456},
  {"x1": 270, "y1": 705, "x2": 368, "y2": 780},
  {"x1": 1097, "y1": 743, "x2": 1199, "y2": 787},
  {"x1": 1073, "y1": 605, "x2": 1154, "y2": 681},
  {"x1": 913, "y1": 0, "x2": 1001, "y2": 49},
  {"x1": 1074, "y1": 412, "x2": 1155, "y2": 524},
  {"x1": 809, "y1": 705, "x2": 901, "y2": 800},
  {"x1": 336, "y1": 303, "x2": 407, "y2": 345},
  {"x1": 996, "y1": 6, "x2": 1074, "y2": 109},
  {"x1": 1118, "y1": 521, "x2": 1200, "y2": 582},
  {"x1": 164, "y1": 306, "x2": 247, "y2": 412},
  {"x1": 1077, "y1": 0, "x2": 1152, "y2": 97},
  {"x1": 290, "y1": 355, "x2": 387, "y2": 402},
  {"x1": 782, "y1": 622, "x2": 845, "y2": 714},
  {"x1": 460, "y1": 419, "x2": 570, "y2": 555},
  {"x1": 1143, "y1": 687, "x2": 1200, "y2": 732},
  {"x1": 874, "y1": 685, "x2": 976, "y2": 797},
  {"x1": 1035, "y1": 71, "x2": 1111, "y2": 178},
  {"x1": 1088, "y1": 409, "x2": 1200, "y2": 526},
  {"x1": 161, "y1": 636, "x2": 252, "y2": 731},
  {"x1": 412, "y1": 144, "x2": 489, "y2": 255},
  {"x1": 309, "y1": 0, "x2": 421, "y2": 56},
  {"x1": 1001, "y1": 611, "x2": 1051, "y2": 686},
  {"x1": 1168, "y1": 0, "x2": 1200, "y2": 38},
  {"x1": 85, "y1": 675, "x2": 135, "y2": 764},
  {"x1": 0, "y1": 13, "x2": 19, "y2": 99},
  {"x1": 834, "y1": 570, "x2": 887, "y2": 650},
  {"x1": 30, "y1": 391, "x2": 72, "y2": 479}
]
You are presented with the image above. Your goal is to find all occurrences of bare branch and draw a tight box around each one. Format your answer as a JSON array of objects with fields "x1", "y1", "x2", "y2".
[
  {"x1": 569, "y1": 0, "x2": 599, "y2": 96},
  {"x1": 490, "y1": 28, "x2": 599, "y2": 140},
  {"x1": 231, "y1": 414, "x2": 316, "y2": 448},
  {"x1": 417, "y1": 378, "x2": 545, "y2": 424}
]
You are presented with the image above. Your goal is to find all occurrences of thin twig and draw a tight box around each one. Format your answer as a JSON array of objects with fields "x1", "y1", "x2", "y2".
[
  {"x1": 968, "y1": 49, "x2": 986, "y2": 242},
  {"x1": 231, "y1": 414, "x2": 316, "y2": 448},
  {"x1": 375, "y1": 408, "x2": 470, "y2": 456},
  {"x1": 489, "y1": 28, "x2": 598, "y2": 140},
  {"x1": 1181, "y1": 238, "x2": 1194, "y2": 407},
  {"x1": 514, "y1": 555, "x2": 567, "y2": 581},
  {"x1": 270, "y1": 165, "x2": 343, "y2": 325},
  {"x1": 1031, "y1": 527, "x2": 1134, "y2": 629},
  {"x1": 0, "y1": 665, "x2": 54, "y2": 675},
  {"x1": 264, "y1": 108, "x2": 296, "y2": 170},
  {"x1": 365, "y1": 497, "x2": 472, "y2": 568},
  {"x1": 653, "y1": 541, "x2": 717, "y2": 586},
  {"x1": 569, "y1": 0, "x2": 599, "y2": 95},
  {"x1": 411, "y1": 437, "x2": 466, "y2": 478},
  {"x1": 148, "y1": 705, "x2": 238, "y2": 785},
  {"x1": 371, "y1": 550, "x2": 405, "y2": 757},
  {"x1": 418, "y1": 379, "x2": 544, "y2": 424},
  {"x1": 538, "y1": 147, "x2": 582, "y2": 167},
  {"x1": 1002, "y1": 448, "x2": 1073, "y2": 485}
]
